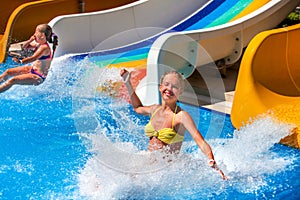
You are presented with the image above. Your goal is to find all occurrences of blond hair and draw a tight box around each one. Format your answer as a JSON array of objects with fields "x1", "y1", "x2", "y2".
[{"x1": 160, "y1": 70, "x2": 185, "y2": 90}]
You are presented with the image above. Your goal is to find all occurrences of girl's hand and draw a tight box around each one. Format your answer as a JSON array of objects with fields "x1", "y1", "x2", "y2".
[
  {"x1": 209, "y1": 159, "x2": 228, "y2": 180},
  {"x1": 29, "y1": 35, "x2": 36, "y2": 42},
  {"x1": 22, "y1": 35, "x2": 36, "y2": 49},
  {"x1": 120, "y1": 68, "x2": 127, "y2": 76},
  {"x1": 120, "y1": 69, "x2": 131, "y2": 84},
  {"x1": 218, "y1": 169, "x2": 228, "y2": 180},
  {"x1": 12, "y1": 57, "x2": 21, "y2": 64}
]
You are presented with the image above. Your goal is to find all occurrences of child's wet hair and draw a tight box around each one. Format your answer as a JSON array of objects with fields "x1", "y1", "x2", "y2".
[
  {"x1": 37, "y1": 24, "x2": 58, "y2": 56},
  {"x1": 37, "y1": 24, "x2": 53, "y2": 42},
  {"x1": 160, "y1": 70, "x2": 185, "y2": 89}
]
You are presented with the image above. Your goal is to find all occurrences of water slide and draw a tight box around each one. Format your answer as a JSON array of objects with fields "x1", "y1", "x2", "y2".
[
  {"x1": 143, "y1": 0, "x2": 300, "y2": 105},
  {"x1": 231, "y1": 23, "x2": 300, "y2": 149},
  {"x1": 49, "y1": 0, "x2": 300, "y2": 106},
  {"x1": 49, "y1": 0, "x2": 208, "y2": 57},
  {"x1": 0, "y1": 0, "x2": 137, "y2": 63},
  {"x1": 48, "y1": 0, "x2": 300, "y2": 149}
]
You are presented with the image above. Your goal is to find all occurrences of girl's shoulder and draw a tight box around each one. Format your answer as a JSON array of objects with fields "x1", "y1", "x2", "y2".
[
  {"x1": 176, "y1": 107, "x2": 191, "y2": 120},
  {"x1": 37, "y1": 43, "x2": 51, "y2": 54},
  {"x1": 40, "y1": 42, "x2": 50, "y2": 49},
  {"x1": 175, "y1": 105, "x2": 185, "y2": 115},
  {"x1": 150, "y1": 104, "x2": 161, "y2": 114}
]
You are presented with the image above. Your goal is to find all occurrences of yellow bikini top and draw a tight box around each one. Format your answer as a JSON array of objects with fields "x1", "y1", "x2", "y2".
[{"x1": 144, "y1": 105, "x2": 184, "y2": 144}]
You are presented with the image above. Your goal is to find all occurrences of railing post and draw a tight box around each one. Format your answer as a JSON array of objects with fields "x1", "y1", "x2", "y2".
[{"x1": 79, "y1": 0, "x2": 85, "y2": 13}]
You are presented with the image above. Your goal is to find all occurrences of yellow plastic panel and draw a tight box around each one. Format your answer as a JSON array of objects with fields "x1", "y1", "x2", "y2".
[{"x1": 231, "y1": 23, "x2": 300, "y2": 149}]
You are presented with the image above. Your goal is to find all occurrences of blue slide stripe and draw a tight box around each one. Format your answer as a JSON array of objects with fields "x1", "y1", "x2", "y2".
[
  {"x1": 186, "y1": 0, "x2": 240, "y2": 30},
  {"x1": 74, "y1": 0, "x2": 250, "y2": 63},
  {"x1": 73, "y1": 0, "x2": 223, "y2": 59}
]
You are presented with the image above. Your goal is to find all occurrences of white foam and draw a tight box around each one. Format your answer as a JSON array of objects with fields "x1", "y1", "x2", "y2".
[{"x1": 77, "y1": 114, "x2": 296, "y2": 198}]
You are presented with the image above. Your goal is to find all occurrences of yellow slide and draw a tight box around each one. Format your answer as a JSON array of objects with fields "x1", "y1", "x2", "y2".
[
  {"x1": 231, "y1": 23, "x2": 300, "y2": 149},
  {"x1": 0, "y1": 0, "x2": 137, "y2": 63}
]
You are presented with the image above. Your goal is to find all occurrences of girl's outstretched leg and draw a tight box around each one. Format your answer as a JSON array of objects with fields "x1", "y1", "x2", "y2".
[
  {"x1": 0, "y1": 81, "x2": 13, "y2": 93},
  {"x1": 0, "y1": 71, "x2": 8, "y2": 83},
  {"x1": 0, "y1": 66, "x2": 31, "y2": 82},
  {"x1": 0, "y1": 73, "x2": 42, "y2": 93}
]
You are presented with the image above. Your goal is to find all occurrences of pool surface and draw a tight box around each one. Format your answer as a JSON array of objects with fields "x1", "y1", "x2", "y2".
[{"x1": 0, "y1": 56, "x2": 299, "y2": 199}]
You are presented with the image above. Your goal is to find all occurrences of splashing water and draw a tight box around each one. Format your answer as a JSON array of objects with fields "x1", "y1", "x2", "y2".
[
  {"x1": 65, "y1": 57, "x2": 298, "y2": 199},
  {"x1": 0, "y1": 56, "x2": 299, "y2": 199},
  {"x1": 74, "y1": 86, "x2": 297, "y2": 199}
]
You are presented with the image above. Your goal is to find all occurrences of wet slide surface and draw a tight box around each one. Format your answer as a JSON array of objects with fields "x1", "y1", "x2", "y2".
[
  {"x1": 68, "y1": 0, "x2": 286, "y2": 106},
  {"x1": 0, "y1": 0, "x2": 137, "y2": 63},
  {"x1": 74, "y1": 0, "x2": 262, "y2": 66}
]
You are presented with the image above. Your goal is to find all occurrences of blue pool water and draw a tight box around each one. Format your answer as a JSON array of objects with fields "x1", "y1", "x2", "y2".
[{"x1": 0, "y1": 56, "x2": 299, "y2": 199}]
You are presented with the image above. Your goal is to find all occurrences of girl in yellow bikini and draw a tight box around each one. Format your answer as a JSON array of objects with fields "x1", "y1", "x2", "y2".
[
  {"x1": 0, "y1": 24, "x2": 56, "y2": 93},
  {"x1": 120, "y1": 69, "x2": 227, "y2": 180}
]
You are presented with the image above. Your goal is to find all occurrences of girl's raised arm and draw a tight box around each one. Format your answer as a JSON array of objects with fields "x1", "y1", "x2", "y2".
[{"x1": 120, "y1": 69, "x2": 153, "y2": 116}]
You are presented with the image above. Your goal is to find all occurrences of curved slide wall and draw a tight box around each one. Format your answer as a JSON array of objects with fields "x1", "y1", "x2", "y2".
[
  {"x1": 231, "y1": 23, "x2": 300, "y2": 149},
  {"x1": 0, "y1": 0, "x2": 78, "y2": 63},
  {"x1": 144, "y1": 0, "x2": 300, "y2": 104},
  {"x1": 0, "y1": 0, "x2": 32, "y2": 35},
  {"x1": 49, "y1": 0, "x2": 300, "y2": 106},
  {"x1": 0, "y1": 0, "x2": 137, "y2": 63},
  {"x1": 48, "y1": 0, "x2": 208, "y2": 57}
]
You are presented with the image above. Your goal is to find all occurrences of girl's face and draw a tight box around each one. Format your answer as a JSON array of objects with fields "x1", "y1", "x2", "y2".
[
  {"x1": 159, "y1": 73, "x2": 183, "y2": 102},
  {"x1": 34, "y1": 27, "x2": 46, "y2": 43}
]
